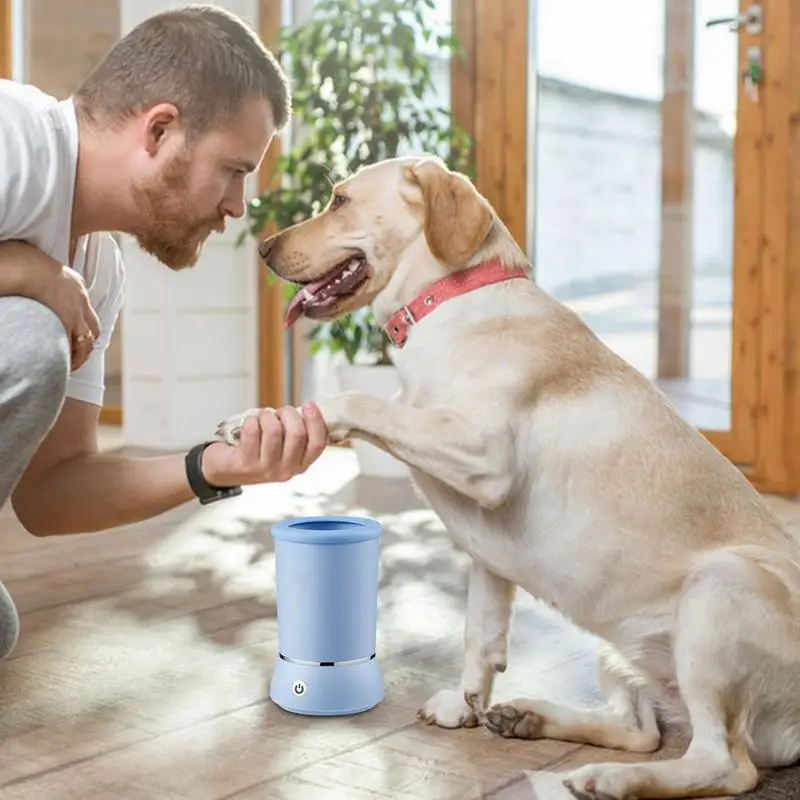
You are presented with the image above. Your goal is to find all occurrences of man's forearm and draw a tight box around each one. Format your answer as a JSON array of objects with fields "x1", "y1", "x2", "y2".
[
  {"x1": 12, "y1": 452, "x2": 197, "y2": 536},
  {"x1": 0, "y1": 240, "x2": 60, "y2": 299}
]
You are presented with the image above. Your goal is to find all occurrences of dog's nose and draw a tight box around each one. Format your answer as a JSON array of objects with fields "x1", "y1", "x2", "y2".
[{"x1": 258, "y1": 237, "x2": 275, "y2": 263}]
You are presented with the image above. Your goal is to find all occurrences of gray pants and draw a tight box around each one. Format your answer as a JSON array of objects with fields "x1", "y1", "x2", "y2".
[{"x1": 0, "y1": 297, "x2": 70, "y2": 659}]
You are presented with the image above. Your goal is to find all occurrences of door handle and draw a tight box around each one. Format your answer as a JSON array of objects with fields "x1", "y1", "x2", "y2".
[{"x1": 705, "y1": 3, "x2": 762, "y2": 35}]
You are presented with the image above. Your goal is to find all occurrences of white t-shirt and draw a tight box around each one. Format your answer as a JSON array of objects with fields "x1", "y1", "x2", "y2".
[{"x1": 0, "y1": 79, "x2": 125, "y2": 407}]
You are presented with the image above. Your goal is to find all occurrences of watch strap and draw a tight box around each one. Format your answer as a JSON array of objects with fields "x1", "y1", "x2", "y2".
[{"x1": 185, "y1": 441, "x2": 243, "y2": 505}]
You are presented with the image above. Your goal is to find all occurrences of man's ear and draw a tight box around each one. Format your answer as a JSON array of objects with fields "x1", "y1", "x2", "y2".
[
  {"x1": 401, "y1": 158, "x2": 494, "y2": 267},
  {"x1": 141, "y1": 102, "x2": 182, "y2": 157}
]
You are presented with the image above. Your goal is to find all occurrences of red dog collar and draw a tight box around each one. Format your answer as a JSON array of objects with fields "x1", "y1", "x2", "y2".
[{"x1": 383, "y1": 259, "x2": 530, "y2": 348}]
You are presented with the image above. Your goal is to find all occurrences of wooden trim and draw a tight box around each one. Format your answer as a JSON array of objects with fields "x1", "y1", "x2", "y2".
[
  {"x1": 501, "y1": 0, "x2": 528, "y2": 250},
  {"x1": 451, "y1": 0, "x2": 476, "y2": 151},
  {"x1": 702, "y1": 429, "x2": 735, "y2": 455},
  {"x1": 751, "y1": 0, "x2": 791, "y2": 492},
  {"x1": 719, "y1": 0, "x2": 800, "y2": 495},
  {"x1": 0, "y1": 0, "x2": 11, "y2": 79},
  {"x1": 473, "y1": 2, "x2": 503, "y2": 214},
  {"x1": 99, "y1": 406, "x2": 122, "y2": 426},
  {"x1": 657, "y1": 0, "x2": 694, "y2": 380},
  {"x1": 719, "y1": 0, "x2": 764, "y2": 467},
  {"x1": 785, "y1": 1, "x2": 800, "y2": 495},
  {"x1": 743, "y1": 0, "x2": 800, "y2": 493},
  {"x1": 257, "y1": 0, "x2": 286, "y2": 410},
  {"x1": 468, "y1": 0, "x2": 529, "y2": 252}
]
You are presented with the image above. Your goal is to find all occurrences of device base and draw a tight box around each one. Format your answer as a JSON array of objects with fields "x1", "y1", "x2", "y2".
[{"x1": 270, "y1": 656, "x2": 385, "y2": 716}]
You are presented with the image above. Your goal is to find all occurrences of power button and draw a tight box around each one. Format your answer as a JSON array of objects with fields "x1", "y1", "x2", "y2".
[{"x1": 292, "y1": 680, "x2": 306, "y2": 697}]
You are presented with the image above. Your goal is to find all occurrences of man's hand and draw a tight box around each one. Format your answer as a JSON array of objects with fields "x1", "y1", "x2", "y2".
[
  {"x1": 202, "y1": 403, "x2": 328, "y2": 487},
  {"x1": 37, "y1": 265, "x2": 101, "y2": 371}
]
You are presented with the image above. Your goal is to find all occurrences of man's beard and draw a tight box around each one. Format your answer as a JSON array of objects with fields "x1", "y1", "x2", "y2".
[{"x1": 130, "y1": 148, "x2": 226, "y2": 270}]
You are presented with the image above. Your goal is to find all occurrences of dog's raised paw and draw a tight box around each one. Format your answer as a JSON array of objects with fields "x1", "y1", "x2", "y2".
[
  {"x1": 484, "y1": 701, "x2": 545, "y2": 739},
  {"x1": 215, "y1": 408, "x2": 264, "y2": 445}
]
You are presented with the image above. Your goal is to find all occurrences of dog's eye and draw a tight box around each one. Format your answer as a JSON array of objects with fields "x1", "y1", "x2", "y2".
[{"x1": 330, "y1": 193, "x2": 348, "y2": 210}]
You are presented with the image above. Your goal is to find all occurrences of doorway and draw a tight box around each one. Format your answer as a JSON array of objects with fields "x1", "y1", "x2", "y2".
[{"x1": 528, "y1": 0, "x2": 800, "y2": 493}]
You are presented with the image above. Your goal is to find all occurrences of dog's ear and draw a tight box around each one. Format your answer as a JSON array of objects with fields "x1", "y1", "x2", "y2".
[{"x1": 401, "y1": 158, "x2": 494, "y2": 267}]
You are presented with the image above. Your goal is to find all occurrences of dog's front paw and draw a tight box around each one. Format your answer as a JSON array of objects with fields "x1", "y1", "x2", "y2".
[
  {"x1": 418, "y1": 688, "x2": 481, "y2": 729},
  {"x1": 215, "y1": 408, "x2": 265, "y2": 445},
  {"x1": 316, "y1": 394, "x2": 357, "y2": 444}
]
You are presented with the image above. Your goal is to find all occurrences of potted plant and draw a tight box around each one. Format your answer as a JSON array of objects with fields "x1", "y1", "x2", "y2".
[{"x1": 243, "y1": 0, "x2": 472, "y2": 476}]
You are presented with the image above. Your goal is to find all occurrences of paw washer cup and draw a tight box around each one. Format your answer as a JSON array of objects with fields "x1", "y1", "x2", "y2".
[{"x1": 269, "y1": 515, "x2": 384, "y2": 716}]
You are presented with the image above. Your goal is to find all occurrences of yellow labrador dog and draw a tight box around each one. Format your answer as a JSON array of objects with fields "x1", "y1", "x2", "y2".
[{"x1": 218, "y1": 156, "x2": 800, "y2": 799}]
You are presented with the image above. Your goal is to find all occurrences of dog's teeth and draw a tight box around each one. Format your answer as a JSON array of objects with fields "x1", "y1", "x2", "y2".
[{"x1": 302, "y1": 288, "x2": 314, "y2": 301}]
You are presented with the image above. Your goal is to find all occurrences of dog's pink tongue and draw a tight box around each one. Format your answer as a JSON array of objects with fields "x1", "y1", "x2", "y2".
[
  {"x1": 285, "y1": 291, "x2": 307, "y2": 328},
  {"x1": 284, "y1": 273, "x2": 340, "y2": 328}
]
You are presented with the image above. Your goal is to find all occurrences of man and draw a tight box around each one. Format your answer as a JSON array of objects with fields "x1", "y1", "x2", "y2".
[{"x1": 0, "y1": 6, "x2": 328, "y2": 658}]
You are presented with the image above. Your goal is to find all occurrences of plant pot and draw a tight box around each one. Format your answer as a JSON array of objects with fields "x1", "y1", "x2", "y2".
[{"x1": 336, "y1": 362, "x2": 408, "y2": 479}]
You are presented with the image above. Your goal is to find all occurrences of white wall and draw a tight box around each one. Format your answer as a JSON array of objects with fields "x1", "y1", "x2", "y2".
[{"x1": 120, "y1": 0, "x2": 261, "y2": 449}]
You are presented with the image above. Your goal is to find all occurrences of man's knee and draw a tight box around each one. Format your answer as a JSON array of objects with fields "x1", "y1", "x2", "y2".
[
  {"x1": 0, "y1": 582, "x2": 19, "y2": 660},
  {"x1": 0, "y1": 296, "x2": 69, "y2": 431}
]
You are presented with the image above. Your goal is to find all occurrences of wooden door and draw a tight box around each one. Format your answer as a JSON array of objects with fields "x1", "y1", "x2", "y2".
[
  {"x1": 743, "y1": 0, "x2": 800, "y2": 494},
  {"x1": 695, "y1": 0, "x2": 800, "y2": 495}
]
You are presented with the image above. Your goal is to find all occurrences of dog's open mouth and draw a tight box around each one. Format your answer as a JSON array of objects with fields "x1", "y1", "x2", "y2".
[{"x1": 284, "y1": 254, "x2": 370, "y2": 327}]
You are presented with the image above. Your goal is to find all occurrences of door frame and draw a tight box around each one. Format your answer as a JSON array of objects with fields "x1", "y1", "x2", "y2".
[
  {"x1": 708, "y1": 0, "x2": 800, "y2": 495},
  {"x1": 742, "y1": 0, "x2": 800, "y2": 494}
]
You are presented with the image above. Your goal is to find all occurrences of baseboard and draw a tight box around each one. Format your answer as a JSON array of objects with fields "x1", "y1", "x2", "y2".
[{"x1": 100, "y1": 406, "x2": 122, "y2": 426}]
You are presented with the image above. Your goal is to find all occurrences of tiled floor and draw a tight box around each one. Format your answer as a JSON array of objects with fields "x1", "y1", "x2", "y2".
[{"x1": 0, "y1": 433, "x2": 798, "y2": 799}]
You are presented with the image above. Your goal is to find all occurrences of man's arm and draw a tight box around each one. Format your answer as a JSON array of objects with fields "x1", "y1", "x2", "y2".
[
  {"x1": 0, "y1": 241, "x2": 57, "y2": 297},
  {"x1": 12, "y1": 399, "x2": 195, "y2": 535},
  {"x1": 0, "y1": 241, "x2": 101, "y2": 372},
  {"x1": 11, "y1": 398, "x2": 328, "y2": 537}
]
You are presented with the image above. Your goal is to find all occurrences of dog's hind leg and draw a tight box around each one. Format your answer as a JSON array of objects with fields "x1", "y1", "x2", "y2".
[
  {"x1": 419, "y1": 559, "x2": 515, "y2": 728},
  {"x1": 484, "y1": 644, "x2": 662, "y2": 753},
  {"x1": 561, "y1": 549, "x2": 790, "y2": 799}
]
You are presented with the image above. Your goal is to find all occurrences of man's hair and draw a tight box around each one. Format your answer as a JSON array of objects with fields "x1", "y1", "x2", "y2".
[{"x1": 73, "y1": 4, "x2": 291, "y2": 137}]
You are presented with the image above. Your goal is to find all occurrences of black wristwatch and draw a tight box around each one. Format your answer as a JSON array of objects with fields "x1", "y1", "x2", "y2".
[{"x1": 185, "y1": 441, "x2": 243, "y2": 505}]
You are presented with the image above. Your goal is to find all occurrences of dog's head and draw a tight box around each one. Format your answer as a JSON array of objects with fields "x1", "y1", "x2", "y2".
[{"x1": 258, "y1": 156, "x2": 498, "y2": 327}]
